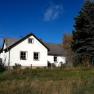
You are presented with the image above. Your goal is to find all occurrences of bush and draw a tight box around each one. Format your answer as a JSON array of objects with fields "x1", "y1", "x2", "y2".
[
  {"x1": 13, "y1": 63, "x2": 21, "y2": 70},
  {"x1": 60, "y1": 63, "x2": 66, "y2": 69},
  {"x1": 0, "y1": 58, "x2": 6, "y2": 72}
]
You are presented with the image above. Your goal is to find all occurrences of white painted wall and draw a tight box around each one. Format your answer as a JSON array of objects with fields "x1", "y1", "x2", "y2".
[
  {"x1": 0, "y1": 41, "x2": 8, "y2": 65},
  {"x1": 3, "y1": 35, "x2": 48, "y2": 67},
  {"x1": 0, "y1": 51, "x2": 8, "y2": 66},
  {"x1": 0, "y1": 35, "x2": 66, "y2": 68},
  {"x1": 48, "y1": 55, "x2": 66, "y2": 67}
]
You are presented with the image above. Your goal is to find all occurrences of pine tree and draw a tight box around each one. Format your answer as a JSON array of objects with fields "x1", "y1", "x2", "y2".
[{"x1": 72, "y1": 0, "x2": 94, "y2": 65}]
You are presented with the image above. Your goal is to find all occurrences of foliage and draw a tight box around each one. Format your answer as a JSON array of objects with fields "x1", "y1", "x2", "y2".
[
  {"x1": 63, "y1": 34, "x2": 75, "y2": 67},
  {"x1": 13, "y1": 63, "x2": 21, "y2": 70},
  {"x1": 72, "y1": 0, "x2": 94, "y2": 65},
  {"x1": 0, "y1": 58, "x2": 6, "y2": 72}
]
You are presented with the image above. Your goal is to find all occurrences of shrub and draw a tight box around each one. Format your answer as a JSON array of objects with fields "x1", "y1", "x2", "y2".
[
  {"x1": 60, "y1": 63, "x2": 66, "y2": 69},
  {"x1": 51, "y1": 63, "x2": 56, "y2": 68},
  {"x1": 0, "y1": 58, "x2": 6, "y2": 72},
  {"x1": 13, "y1": 63, "x2": 21, "y2": 70}
]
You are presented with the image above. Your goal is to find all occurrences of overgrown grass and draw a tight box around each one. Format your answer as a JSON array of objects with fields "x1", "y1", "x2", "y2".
[{"x1": 0, "y1": 68, "x2": 94, "y2": 94}]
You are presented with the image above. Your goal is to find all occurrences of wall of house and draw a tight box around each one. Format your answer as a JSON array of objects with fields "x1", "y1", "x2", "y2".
[
  {"x1": 0, "y1": 41, "x2": 8, "y2": 65},
  {"x1": 4, "y1": 36, "x2": 48, "y2": 67},
  {"x1": 0, "y1": 51, "x2": 9, "y2": 66},
  {"x1": 48, "y1": 55, "x2": 66, "y2": 67},
  {"x1": 4, "y1": 51, "x2": 10, "y2": 66}
]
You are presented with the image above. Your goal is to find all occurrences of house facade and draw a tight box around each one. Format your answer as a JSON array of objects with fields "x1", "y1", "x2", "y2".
[{"x1": 0, "y1": 33, "x2": 66, "y2": 68}]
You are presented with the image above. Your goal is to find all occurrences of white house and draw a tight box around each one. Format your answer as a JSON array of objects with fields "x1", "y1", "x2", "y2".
[{"x1": 0, "y1": 33, "x2": 66, "y2": 68}]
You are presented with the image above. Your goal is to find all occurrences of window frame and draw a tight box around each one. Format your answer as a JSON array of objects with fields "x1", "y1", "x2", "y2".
[
  {"x1": 28, "y1": 38, "x2": 33, "y2": 44},
  {"x1": 20, "y1": 51, "x2": 27, "y2": 60},
  {"x1": 33, "y1": 52, "x2": 40, "y2": 61}
]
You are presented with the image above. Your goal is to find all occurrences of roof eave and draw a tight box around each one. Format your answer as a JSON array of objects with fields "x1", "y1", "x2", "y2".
[{"x1": 48, "y1": 53, "x2": 64, "y2": 56}]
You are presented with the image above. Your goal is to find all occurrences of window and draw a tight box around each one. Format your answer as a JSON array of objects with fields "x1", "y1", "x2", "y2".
[
  {"x1": 28, "y1": 38, "x2": 33, "y2": 43},
  {"x1": 34, "y1": 52, "x2": 39, "y2": 60},
  {"x1": 20, "y1": 51, "x2": 27, "y2": 60},
  {"x1": 54, "y1": 56, "x2": 57, "y2": 62}
]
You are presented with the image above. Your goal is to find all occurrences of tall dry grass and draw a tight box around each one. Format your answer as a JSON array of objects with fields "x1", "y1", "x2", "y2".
[
  {"x1": 0, "y1": 68, "x2": 94, "y2": 94},
  {"x1": 0, "y1": 79, "x2": 86, "y2": 94}
]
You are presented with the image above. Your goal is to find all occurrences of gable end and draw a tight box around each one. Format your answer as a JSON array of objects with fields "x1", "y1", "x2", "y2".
[{"x1": 4, "y1": 33, "x2": 49, "y2": 52}]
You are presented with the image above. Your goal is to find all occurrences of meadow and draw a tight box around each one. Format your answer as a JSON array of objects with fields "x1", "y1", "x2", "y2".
[{"x1": 0, "y1": 68, "x2": 94, "y2": 94}]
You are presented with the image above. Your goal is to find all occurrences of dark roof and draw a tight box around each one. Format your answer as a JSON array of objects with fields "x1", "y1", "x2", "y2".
[
  {"x1": 3, "y1": 33, "x2": 49, "y2": 52},
  {"x1": 4, "y1": 38, "x2": 18, "y2": 48},
  {"x1": 44, "y1": 43, "x2": 64, "y2": 56}
]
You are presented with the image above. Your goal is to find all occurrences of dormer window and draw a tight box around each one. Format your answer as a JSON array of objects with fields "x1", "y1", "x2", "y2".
[{"x1": 28, "y1": 38, "x2": 33, "y2": 43}]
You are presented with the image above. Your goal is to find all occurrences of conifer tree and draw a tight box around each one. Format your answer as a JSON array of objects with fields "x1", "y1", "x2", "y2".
[{"x1": 72, "y1": 0, "x2": 94, "y2": 65}]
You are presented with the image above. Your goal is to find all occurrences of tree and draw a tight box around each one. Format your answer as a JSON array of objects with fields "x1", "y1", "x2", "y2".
[
  {"x1": 63, "y1": 34, "x2": 75, "y2": 67},
  {"x1": 0, "y1": 58, "x2": 6, "y2": 72},
  {"x1": 72, "y1": 0, "x2": 94, "y2": 66}
]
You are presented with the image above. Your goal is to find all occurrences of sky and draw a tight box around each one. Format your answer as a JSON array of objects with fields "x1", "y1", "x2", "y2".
[{"x1": 0, "y1": 0, "x2": 84, "y2": 46}]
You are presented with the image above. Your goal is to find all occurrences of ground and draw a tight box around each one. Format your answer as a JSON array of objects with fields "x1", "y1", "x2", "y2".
[{"x1": 0, "y1": 68, "x2": 94, "y2": 94}]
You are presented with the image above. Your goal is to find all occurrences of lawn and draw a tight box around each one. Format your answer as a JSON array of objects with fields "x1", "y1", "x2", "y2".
[{"x1": 0, "y1": 68, "x2": 94, "y2": 94}]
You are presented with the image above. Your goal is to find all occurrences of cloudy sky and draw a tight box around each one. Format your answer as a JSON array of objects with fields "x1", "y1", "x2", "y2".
[{"x1": 0, "y1": 0, "x2": 84, "y2": 46}]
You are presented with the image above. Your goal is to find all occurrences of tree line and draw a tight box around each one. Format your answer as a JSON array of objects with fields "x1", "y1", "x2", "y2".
[{"x1": 63, "y1": 0, "x2": 94, "y2": 67}]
